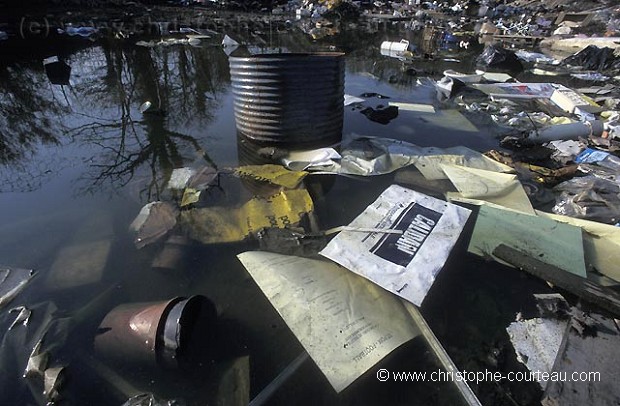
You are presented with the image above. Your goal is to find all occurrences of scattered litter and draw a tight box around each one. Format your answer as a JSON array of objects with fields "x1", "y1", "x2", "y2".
[
  {"x1": 571, "y1": 72, "x2": 610, "y2": 82},
  {"x1": 136, "y1": 38, "x2": 201, "y2": 47},
  {"x1": 24, "y1": 340, "x2": 49, "y2": 381},
  {"x1": 282, "y1": 148, "x2": 341, "y2": 172},
  {"x1": 507, "y1": 318, "x2": 567, "y2": 390},
  {"x1": 43, "y1": 56, "x2": 71, "y2": 85},
  {"x1": 121, "y1": 393, "x2": 181, "y2": 406},
  {"x1": 562, "y1": 45, "x2": 620, "y2": 72},
  {"x1": 139, "y1": 101, "x2": 155, "y2": 114},
  {"x1": 43, "y1": 366, "x2": 65, "y2": 402},
  {"x1": 359, "y1": 92, "x2": 390, "y2": 99},
  {"x1": 95, "y1": 296, "x2": 216, "y2": 369},
  {"x1": 344, "y1": 94, "x2": 365, "y2": 106},
  {"x1": 235, "y1": 164, "x2": 308, "y2": 189},
  {"x1": 507, "y1": 294, "x2": 570, "y2": 390},
  {"x1": 575, "y1": 148, "x2": 620, "y2": 172},
  {"x1": 476, "y1": 45, "x2": 524, "y2": 73},
  {"x1": 335, "y1": 136, "x2": 513, "y2": 178},
  {"x1": 320, "y1": 185, "x2": 471, "y2": 306},
  {"x1": 222, "y1": 34, "x2": 240, "y2": 55},
  {"x1": 442, "y1": 69, "x2": 483, "y2": 83},
  {"x1": 360, "y1": 105, "x2": 399, "y2": 124},
  {"x1": 442, "y1": 164, "x2": 535, "y2": 214},
  {"x1": 553, "y1": 176, "x2": 620, "y2": 224},
  {"x1": 515, "y1": 50, "x2": 557, "y2": 64},
  {"x1": 388, "y1": 102, "x2": 435, "y2": 113},
  {"x1": 0, "y1": 267, "x2": 36, "y2": 310},
  {"x1": 8, "y1": 306, "x2": 32, "y2": 330},
  {"x1": 380, "y1": 39, "x2": 410, "y2": 54},
  {"x1": 129, "y1": 202, "x2": 178, "y2": 249},
  {"x1": 168, "y1": 168, "x2": 196, "y2": 190},
  {"x1": 547, "y1": 140, "x2": 585, "y2": 165},
  {"x1": 524, "y1": 120, "x2": 604, "y2": 145},
  {"x1": 472, "y1": 82, "x2": 554, "y2": 100},
  {"x1": 57, "y1": 26, "x2": 97, "y2": 37},
  {"x1": 254, "y1": 227, "x2": 327, "y2": 257}
]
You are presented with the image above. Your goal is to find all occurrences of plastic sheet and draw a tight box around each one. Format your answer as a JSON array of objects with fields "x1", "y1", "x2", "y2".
[
  {"x1": 562, "y1": 45, "x2": 620, "y2": 72},
  {"x1": 129, "y1": 202, "x2": 179, "y2": 249},
  {"x1": 553, "y1": 176, "x2": 620, "y2": 224},
  {"x1": 476, "y1": 45, "x2": 524, "y2": 73},
  {"x1": 180, "y1": 189, "x2": 313, "y2": 244}
]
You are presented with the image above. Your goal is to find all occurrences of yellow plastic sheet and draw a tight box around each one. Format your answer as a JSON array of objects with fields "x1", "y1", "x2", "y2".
[
  {"x1": 235, "y1": 164, "x2": 308, "y2": 189},
  {"x1": 180, "y1": 189, "x2": 314, "y2": 244}
]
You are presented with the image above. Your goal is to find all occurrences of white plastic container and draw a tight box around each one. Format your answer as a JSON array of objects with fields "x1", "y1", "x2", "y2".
[{"x1": 380, "y1": 39, "x2": 410, "y2": 54}]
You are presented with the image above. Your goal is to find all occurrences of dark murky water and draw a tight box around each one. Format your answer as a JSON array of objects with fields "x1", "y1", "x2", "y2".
[{"x1": 0, "y1": 16, "x2": 547, "y2": 405}]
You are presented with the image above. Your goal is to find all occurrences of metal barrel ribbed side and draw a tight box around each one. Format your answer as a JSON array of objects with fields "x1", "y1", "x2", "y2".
[{"x1": 229, "y1": 53, "x2": 345, "y2": 144}]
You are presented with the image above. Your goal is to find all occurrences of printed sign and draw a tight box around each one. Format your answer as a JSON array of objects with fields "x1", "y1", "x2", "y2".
[{"x1": 320, "y1": 185, "x2": 471, "y2": 306}]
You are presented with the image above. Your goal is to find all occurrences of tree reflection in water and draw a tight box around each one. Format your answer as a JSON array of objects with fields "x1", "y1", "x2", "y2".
[
  {"x1": 72, "y1": 39, "x2": 230, "y2": 201},
  {"x1": 0, "y1": 37, "x2": 229, "y2": 201}
]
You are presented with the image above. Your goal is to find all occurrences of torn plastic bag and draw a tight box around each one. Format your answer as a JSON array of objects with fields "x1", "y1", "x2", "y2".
[
  {"x1": 0, "y1": 267, "x2": 36, "y2": 311},
  {"x1": 0, "y1": 302, "x2": 65, "y2": 405},
  {"x1": 8, "y1": 306, "x2": 32, "y2": 330},
  {"x1": 552, "y1": 176, "x2": 620, "y2": 224},
  {"x1": 476, "y1": 45, "x2": 524, "y2": 74},
  {"x1": 336, "y1": 136, "x2": 513, "y2": 178},
  {"x1": 571, "y1": 72, "x2": 610, "y2": 81},
  {"x1": 562, "y1": 45, "x2": 620, "y2": 72},
  {"x1": 129, "y1": 202, "x2": 179, "y2": 249},
  {"x1": 320, "y1": 185, "x2": 471, "y2": 306},
  {"x1": 515, "y1": 50, "x2": 558, "y2": 64},
  {"x1": 577, "y1": 164, "x2": 620, "y2": 184}
]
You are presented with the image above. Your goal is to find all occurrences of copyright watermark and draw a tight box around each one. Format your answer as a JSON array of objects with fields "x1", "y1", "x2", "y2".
[
  {"x1": 376, "y1": 368, "x2": 390, "y2": 382},
  {"x1": 377, "y1": 368, "x2": 601, "y2": 385},
  {"x1": 19, "y1": 16, "x2": 50, "y2": 39}
]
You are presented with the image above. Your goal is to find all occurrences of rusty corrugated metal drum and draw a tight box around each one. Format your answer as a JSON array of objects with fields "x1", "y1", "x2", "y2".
[{"x1": 229, "y1": 53, "x2": 345, "y2": 144}]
